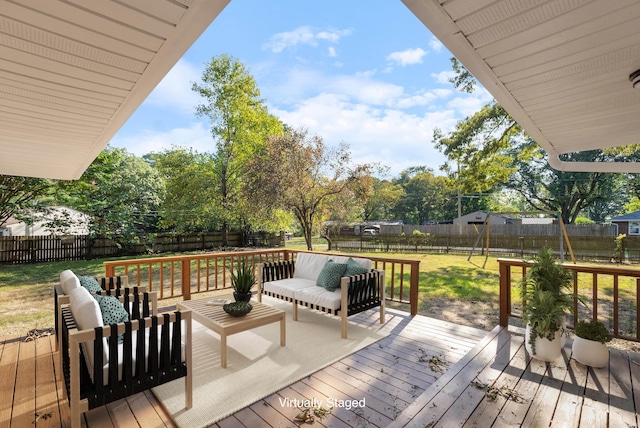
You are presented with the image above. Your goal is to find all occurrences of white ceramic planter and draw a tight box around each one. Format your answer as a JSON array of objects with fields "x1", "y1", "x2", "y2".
[
  {"x1": 525, "y1": 324, "x2": 562, "y2": 362},
  {"x1": 572, "y1": 336, "x2": 609, "y2": 368}
]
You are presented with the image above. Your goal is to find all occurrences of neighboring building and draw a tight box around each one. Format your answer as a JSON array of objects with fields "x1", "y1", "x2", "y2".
[
  {"x1": 453, "y1": 211, "x2": 520, "y2": 225},
  {"x1": 1, "y1": 207, "x2": 90, "y2": 236},
  {"x1": 610, "y1": 211, "x2": 640, "y2": 236}
]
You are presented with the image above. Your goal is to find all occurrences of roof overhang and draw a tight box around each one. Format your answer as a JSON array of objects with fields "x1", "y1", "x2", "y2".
[
  {"x1": 0, "y1": 0, "x2": 230, "y2": 180},
  {"x1": 402, "y1": 0, "x2": 640, "y2": 173}
]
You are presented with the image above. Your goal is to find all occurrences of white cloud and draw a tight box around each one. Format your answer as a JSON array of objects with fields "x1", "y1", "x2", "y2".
[
  {"x1": 111, "y1": 122, "x2": 212, "y2": 156},
  {"x1": 328, "y1": 47, "x2": 336, "y2": 57},
  {"x1": 386, "y1": 48, "x2": 427, "y2": 66},
  {"x1": 429, "y1": 37, "x2": 444, "y2": 52},
  {"x1": 146, "y1": 59, "x2": 203, "y2": 115},
  {"x1": 263, "y1": 26, "x2": 352, "y2": 53},
  {"x1": 270, "y1": 92, "x2": 462, "y2": 175},
  {"x1": 432, "y1": 70, "x2": 457, "y2": 85}
]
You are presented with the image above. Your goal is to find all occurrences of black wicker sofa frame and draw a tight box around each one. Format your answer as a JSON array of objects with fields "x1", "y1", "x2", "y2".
[
  {"x1": 60, "y1": 291, "x2": 192, "y2": 428},
  {"x1": 257, "y1": 252, "x2": 385, "y2": 338}
]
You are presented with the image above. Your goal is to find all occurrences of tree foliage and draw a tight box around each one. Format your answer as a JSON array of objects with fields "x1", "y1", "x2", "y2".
[
  {"x1": 0, "y1": 175, "x2": 55, "y2": 228},
  {"x1": 434, "y1": 59, "x2": 627, "y2": 223},
  {"x1": 149, "y1": 147, "x2": 218, "y2": 232},
  {"x1": 244, "y1": 127, "x2": 374, "y2": 250},
  {"x1": 192, "y1": 54, "x2": 283, "y2": 244},
  {"x1": 58, "y1": 147, "x2": 163, "y2": 250}
]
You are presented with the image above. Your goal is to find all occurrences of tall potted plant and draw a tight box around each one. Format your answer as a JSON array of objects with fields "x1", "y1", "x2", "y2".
[
  {"x1": 521, "y1": 248, "x2": 574, "y2": 361},
  {"x1": 229, "y1": 260, "x2": 256, "y2": 302}
]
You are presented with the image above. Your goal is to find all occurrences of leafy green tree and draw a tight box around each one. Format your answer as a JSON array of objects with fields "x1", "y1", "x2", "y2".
[
  {"x1": 434, "y1": 58, "x2": 626, "y2": 224},
  {"x1": 192, "y1": 54, "x2": 283, "y2": 245},
  {"x1": 362, "y1": 178, "x2": 404, "y2": 221},
  {"x1": 507, "y1": 148, "x2": 624, "y2": 223},
  {"x1": 58, "y1": 147, "x2": 164, "y2": 255},
  {"x1": 0, "y1": 176, "x2": 55, "y2": 228},
  {"x1": 149, "y1": 147, "x2": 218, "y2": 232},
  {"x1": 244, "y1": 127, "x2": 374, "y2": 250},
  {"x1": 392, "y1": 167, "x2": 463, "y2": 224}
]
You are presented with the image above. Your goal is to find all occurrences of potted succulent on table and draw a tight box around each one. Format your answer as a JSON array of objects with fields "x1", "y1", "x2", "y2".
[
  {"x1": 572, "y1": 319, "x2": 612, "y2": 368},
  {"x1": 229, "y1": 260, "x2": 256, "y2": 303},
  {"x1": 521, "y1": 248, "x2": 574, "y2": 361}
]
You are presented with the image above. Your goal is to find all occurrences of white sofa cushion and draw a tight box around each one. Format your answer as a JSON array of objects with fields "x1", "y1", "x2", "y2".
[
  {"x1": 293, "y1": 253, "x2": 331, "y2": 281},
  {"x1": 293, "y1": 253, "x2": 372, "y2": 282},
  {"x1": 295, "y1": 286, "x2": 342, "y2": 310},
  {"x1": 61, "y1": 271, "x2": 81, "y2": 295},
  {"x1": 68, "y1": 287, "x2": 108, "y2": 378},
  {"x1": 60, "y1": 269, "x2": 76, "y2": 285},
  {"x1": 264, "y1": 278, "x2": 315, "y2": 299}
]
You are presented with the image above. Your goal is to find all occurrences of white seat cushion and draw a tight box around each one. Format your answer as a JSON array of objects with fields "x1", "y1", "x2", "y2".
[
  {"x1": 295, "y1": 286, "x2": 342, "y2": 310},
  {"x1": 264, "y1": 278, "x2": 315, "y2": 299}
]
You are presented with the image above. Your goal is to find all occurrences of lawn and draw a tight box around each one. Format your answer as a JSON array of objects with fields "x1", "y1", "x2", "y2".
[
  {"x1": 0, "y1": 242, "x2": 505, "y2": 336},
  {"x1": 2, "y1": 242, "x2": 635, "y2": 339}
]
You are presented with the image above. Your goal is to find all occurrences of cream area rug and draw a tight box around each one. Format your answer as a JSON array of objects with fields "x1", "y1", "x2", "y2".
[{"x1": 152, "y1": 297, "x2": 388, "y2": 428}]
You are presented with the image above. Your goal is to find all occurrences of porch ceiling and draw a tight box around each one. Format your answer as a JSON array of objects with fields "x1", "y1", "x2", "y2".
[
  {"x1": 403, "y1": 0, "x2": 640, "y2": 173},
  {"x1": 0, "y1": 0, "x2": 230, "y2": 180}
]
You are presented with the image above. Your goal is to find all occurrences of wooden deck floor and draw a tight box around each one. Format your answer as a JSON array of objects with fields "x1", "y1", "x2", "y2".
[{"x1": 2, "y1": 307, "x2": 639, "y2": 427}]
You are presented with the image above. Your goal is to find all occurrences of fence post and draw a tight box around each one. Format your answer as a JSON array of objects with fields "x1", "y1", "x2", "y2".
[
  {"x1": 499, "y1": 261, "x2": 510, "y2": 327},
  {"x1": 181, "y1": 258, "x2": 191, "y2": 300}
]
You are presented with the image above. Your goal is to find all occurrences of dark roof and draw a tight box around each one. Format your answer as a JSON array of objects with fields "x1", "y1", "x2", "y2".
[{"x1": 610, "y1": 210, "x2": 640, "y2": 222}]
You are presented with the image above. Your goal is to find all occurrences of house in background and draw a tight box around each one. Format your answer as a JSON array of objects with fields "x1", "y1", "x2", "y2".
[
  {"x1": 1, "y1": 206, "x2": 90, "y2": 236},
  {"x1": 454, "y1": 211, "x2": 520, "y2": 226},
  {"x1": 610, "y1": 211, "x2": 640, "y2": 236}
]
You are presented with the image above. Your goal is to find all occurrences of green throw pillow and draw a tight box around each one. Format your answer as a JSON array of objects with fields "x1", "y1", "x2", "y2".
[
  {"x1": 78, "y1": 275, "x2": 102, "y2": 294},
  {"x1": 95, "y1": 295, "x2": 129, "y2": 344},
  {"x1": 316, "y1": 260, "x2": 347, "y2": 291},
  {"x1": 343, "y1": 258, "x2": 370, "y2": 277}
]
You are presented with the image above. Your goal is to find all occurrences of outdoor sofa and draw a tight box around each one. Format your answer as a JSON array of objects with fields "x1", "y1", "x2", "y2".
[{"x1": 258, "y1": 252, "x2": 385, "y2": 338}]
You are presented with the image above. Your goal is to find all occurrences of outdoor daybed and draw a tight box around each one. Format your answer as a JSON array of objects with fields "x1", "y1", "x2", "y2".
[
  {"x1": 60, "y1": 285, "x2": 192, "y2": 428},
  {"x1": 258, "y1": 252, "x2": 385, "y2": 338}
]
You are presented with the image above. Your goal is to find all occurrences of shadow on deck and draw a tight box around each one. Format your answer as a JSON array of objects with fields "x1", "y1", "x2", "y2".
[{"x1": 2, "y1": 307, "x2": 638, "y2": 427}]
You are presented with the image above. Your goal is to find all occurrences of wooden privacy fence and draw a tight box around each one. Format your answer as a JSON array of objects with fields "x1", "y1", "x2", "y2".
[
  {"x1": 104, "y1": 249, "x2": 421, "y2": 315},
  {"x1": 0, "y1": 232, "x2": 280, "y2": 264},
  {"x1": 330, "y1": 233, "x2": 640, "y2": 262},
  {"x1": 498, "y1": 258, "x2": 640, "y2": 342}
]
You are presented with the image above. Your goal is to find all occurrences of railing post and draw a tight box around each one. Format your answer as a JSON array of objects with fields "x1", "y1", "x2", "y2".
[
  {"x1": 499, "y1": 261, "x2": 510, "y2": 327},
  {"x1": 104, "y1": 262, "x2": 114, "y2": 278},
  {"x1": 181, "y1": 258, "x2": 191, "y2": 300},
  {"x1": 410, "y1": 260, "x2": 419, "y2": 316}
]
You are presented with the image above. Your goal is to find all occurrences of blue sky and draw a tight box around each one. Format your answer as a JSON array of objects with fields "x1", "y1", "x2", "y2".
[{"x1": 111, "y1": 0, "x2": 492, "y2": 177}]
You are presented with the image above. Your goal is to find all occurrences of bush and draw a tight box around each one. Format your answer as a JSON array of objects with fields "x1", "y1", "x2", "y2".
[{"x1": 575, "y1": 319, "x2": 612, "y2": 343}]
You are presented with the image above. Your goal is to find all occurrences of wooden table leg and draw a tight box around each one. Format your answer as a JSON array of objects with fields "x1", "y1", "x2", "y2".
[
  {"x1": 221, "y1": 332, "x2": 227, "y2": 368},
  {"x1": 280, "y1": 315, "x2": 286, "y2": 346}
]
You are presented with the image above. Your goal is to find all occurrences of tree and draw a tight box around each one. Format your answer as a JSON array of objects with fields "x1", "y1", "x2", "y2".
[
  {"x1": 244, "y1": 127, "x2": 374, "y2": 250},
  {"x1": 0, "y1": 175, "x2": 55, "y2": 228},
  {"x1": 362, "y1": 178, "x2": 404, "y2": 221},
  {"x1": 434, "y1": 58, "x2": 626, "y2": 224},
  {"x1": 508, "y1": 148, "x2": 624, "y2": 223},
  {"x1": 149, "y1": 147, "x2": 218, "y2": 232},
  {"x1": 392, "y1": 167, "x2": 460, "y2": 224},
  {"x1": 192, "y1": 54, "x2": 283, "y2": 245},
  {"x1": 58, "y1": 147, "x2": 164, "y2": 255}
]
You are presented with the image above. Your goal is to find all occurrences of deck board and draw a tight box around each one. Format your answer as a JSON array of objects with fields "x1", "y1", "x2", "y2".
[{"x1": 3, "y1": 306, "x2": 639, "y2": 427}]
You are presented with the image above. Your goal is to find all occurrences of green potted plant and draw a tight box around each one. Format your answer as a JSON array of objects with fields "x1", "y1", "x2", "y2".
[
  {"x1": 521, "y1": 248, "x2": 574, "y2": 361},
  {"x1": 229, "y1": 260, "x2": 256, "y2": 302},
  {"x1": 572, "y1": 319, "x2": 612, "y2": 367}
]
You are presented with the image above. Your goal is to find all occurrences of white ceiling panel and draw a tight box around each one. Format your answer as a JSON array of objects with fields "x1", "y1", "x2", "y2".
[
  {"x1": 0, "y1": 0, "x2": 230, "y2": 179},
  {"x1": 403, "y1": 0, "x2": 640, "y2": 172}
]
